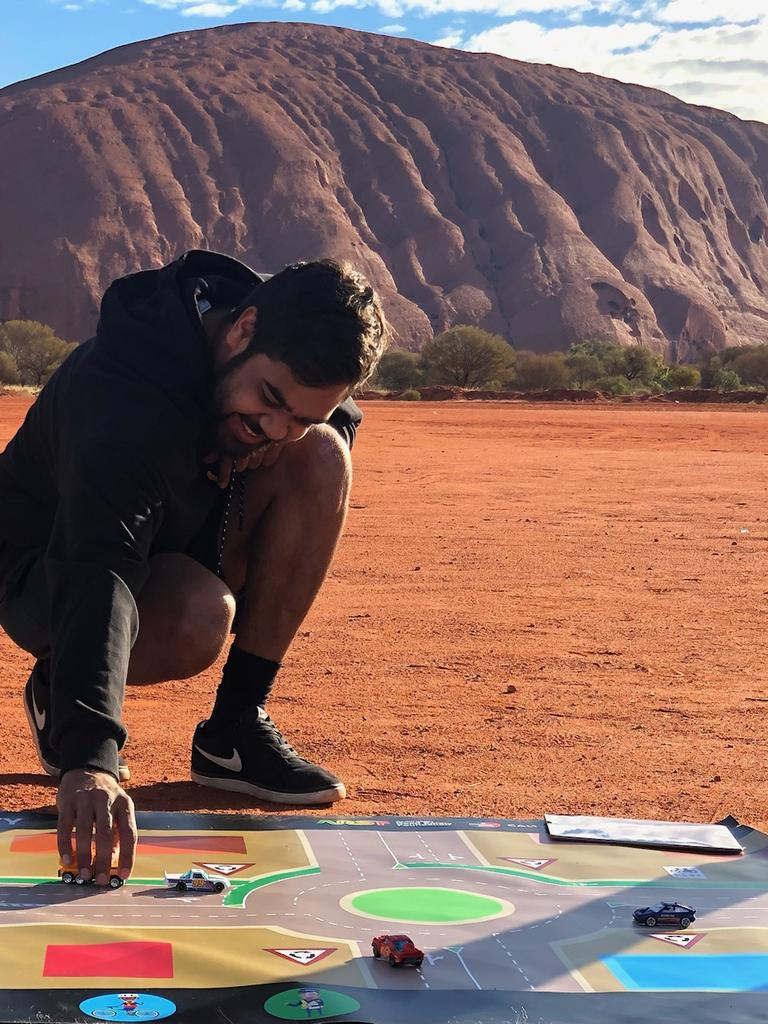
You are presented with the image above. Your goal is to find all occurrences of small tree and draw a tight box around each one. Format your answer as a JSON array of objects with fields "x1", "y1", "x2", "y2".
[
  {"x1": 0, "y1": 350, "x2": 20, "y2": 385},
  {"x1": 664, "y1": 365, "x2": 701, "y2": 389},
  {"x1": 729, "y1": 347, "x2": 768, "y2": 389},
  {"x1": 373, "y1": 349, "x2": 423, "y2": 392},
  {"x1": 513, "y1": 352, "x2": 569, "y2": 391},
  {"x1": 593, "y1": 374, "x2": 632, "y2": 396},
  {"x1": 569, "y1": 339, "x2": 627, "y2": 377},
  {"x1": 710, "y1": 367, "x2": 743, "y2": 391},
  {"x1": 623, "y1": 346, "x2": 664, "y2": 384},
  {"x1": 421, "y1": 326, "x2": 515, "y2": 389},
  {"x1": 0, "y1": 320, "x2": 76, "y2": 387},
  {"x1": 565, "y1": 352, "x2": 602, "y2": 388}
]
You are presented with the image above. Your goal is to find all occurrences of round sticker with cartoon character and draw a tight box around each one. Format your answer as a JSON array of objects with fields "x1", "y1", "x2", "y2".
[
  {"x1": 264, "y1": 985, "x2": 361, "y2": 1019},
  {"x1": 79, "y1": 992, "x2": 177, "y2": 1020}
]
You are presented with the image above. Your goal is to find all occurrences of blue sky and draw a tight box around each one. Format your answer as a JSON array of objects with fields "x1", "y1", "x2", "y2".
[{"x1": 1, "y1": 0, "x2": 766, "y2": 123}]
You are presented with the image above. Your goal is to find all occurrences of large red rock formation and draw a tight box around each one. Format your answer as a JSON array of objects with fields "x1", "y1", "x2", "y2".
[{"x1": 1, "y1": 22, "x2": 767, "y2": 356}]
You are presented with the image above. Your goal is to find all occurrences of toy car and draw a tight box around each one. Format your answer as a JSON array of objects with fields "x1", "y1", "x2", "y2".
[
  {"x1": 58, "y1": 861, "x2": 123, "y2": 889},
  {"x1": 633, "y1": 901, "x2": 696, "y2": 928},
  {"x1": 372, "y1": 934, "x2": 424, "y2": 967},
  {"x1": 164, "y1": 868, "x2": 231, "y2": 893}
]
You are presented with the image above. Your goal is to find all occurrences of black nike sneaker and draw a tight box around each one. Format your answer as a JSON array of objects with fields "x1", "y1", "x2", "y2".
[
  {"x1": 191, "y1": 708, "x2": 346, "y2": 805},
  {"x1": 23, "y1": 660, "x2": 130, "y2": 782}
]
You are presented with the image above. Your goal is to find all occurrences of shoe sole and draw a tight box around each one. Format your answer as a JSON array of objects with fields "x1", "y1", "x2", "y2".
[
  {"x1": 23, "y1": 682, "x2": 131, "y2": 782},
  {"x1": 191, "y1": 770, "x2": 346, "y2": 805}
]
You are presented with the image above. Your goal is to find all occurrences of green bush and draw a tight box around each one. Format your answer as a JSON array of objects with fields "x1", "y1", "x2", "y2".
[
  {"x1": 421, "y1": 326, "x2": 515, "y2": 388},
  {"x1": 513, "y1": 352, "x2": 569, "y2": 390},
  {"x1": 0, "y1": 320, "x2": 76, "y2": 387},
  {"x1": 399, "y1": 388, "x2": 421, "y2": 401},
  {"x1": 593, "y1": 375, "x2": 632, "y2": 395},
  {"x1": 373, "y1": 348, "x2": 423, "y2": 391},
  {"x1": 664, "y1": 365, "x2": 702, "y2": 389},
  {"x1": 0, "y1": 350, "x2": 20, "y2": 385},
  {"x1": 710, "y1": 367, "x2": 743, "y2": 391}
]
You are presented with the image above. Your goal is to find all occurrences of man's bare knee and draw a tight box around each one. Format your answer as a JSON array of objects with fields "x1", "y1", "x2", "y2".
[
  {"x1": 174, "y1": 584, "x2": 236, "y2": 679},
  {"x1": 129, "y1": 554, "x2": 236, "y2": 684},
  {"x1": 283, "y1": 425, "x2": 352, "y2": 504}
]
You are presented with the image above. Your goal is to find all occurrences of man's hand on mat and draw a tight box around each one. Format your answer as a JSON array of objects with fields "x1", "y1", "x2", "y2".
[
  {"x1": 57, "y1": 769, "x2": 138, "y2": 884},
  {"x1": 204, "y1": 443, "x2": 285, "y2": 488}
]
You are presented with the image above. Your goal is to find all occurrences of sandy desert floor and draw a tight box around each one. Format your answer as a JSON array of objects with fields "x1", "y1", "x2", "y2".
[{"x1": 0, "y1": 395, "x2": 766, "y2": 828}]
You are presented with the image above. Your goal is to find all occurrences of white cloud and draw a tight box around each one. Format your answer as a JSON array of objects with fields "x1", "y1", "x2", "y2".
[
  {"x1": 463, "y1": 15, "x2": 768, "y2": 123},
  {"x1": 655, "y1": 0, "x2": 765, "y2": 24},
  {"x1": 63, "y1": 3, "x2": 82, "y2": 8},
  {"x1": 378, "y1": 21, "x2": 408, "y2": 30},
  {"x1": 467, "y1": 18, "x2": 661, "y2": 60},
  {"x1": 433, "y1": 30, "x2": 465, "y2": 45},
  {"x1": 140, "y1": 0, "x2": 250, "y2": 11},
  {"x1": 307, "y1": 0, "x2": 626, "y2": 16},
  {"x1": 283, "y1": 0, "x2": 306, "y2": 8},
  {"x1": 180, "y1": 2, "x2": 242, "y2": 13}
]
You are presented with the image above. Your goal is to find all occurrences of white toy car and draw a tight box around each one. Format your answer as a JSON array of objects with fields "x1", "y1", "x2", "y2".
[{"x1": 164, "y1": 868, "x2": 231, "y2": 893}]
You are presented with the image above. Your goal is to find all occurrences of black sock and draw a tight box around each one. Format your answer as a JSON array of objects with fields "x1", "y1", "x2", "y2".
[{"x1": 209, "y1": 645, "x2": 281, "y2": 725}]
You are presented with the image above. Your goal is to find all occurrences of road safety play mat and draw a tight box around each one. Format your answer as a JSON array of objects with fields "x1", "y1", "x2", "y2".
[{"x1": 0, "y1": 811, "x2": 767, "y2": 1023}]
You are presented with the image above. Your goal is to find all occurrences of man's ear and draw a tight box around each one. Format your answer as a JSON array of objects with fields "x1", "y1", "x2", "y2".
[{"x1": 221, "y1": 306, "x2": 257, "y2": 360}]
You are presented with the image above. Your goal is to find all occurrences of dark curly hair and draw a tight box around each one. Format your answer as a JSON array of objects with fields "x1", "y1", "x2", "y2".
[{"x1": 231, "y1": 259, "x2": 389, "y2": 389}]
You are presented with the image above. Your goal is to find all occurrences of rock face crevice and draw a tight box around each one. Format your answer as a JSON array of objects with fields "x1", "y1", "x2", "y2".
[{"x1": 1, "y1": 22, "x2": 767, "y2": 354}]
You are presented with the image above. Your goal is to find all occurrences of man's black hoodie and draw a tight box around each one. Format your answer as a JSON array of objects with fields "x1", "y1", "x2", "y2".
[{"x1": 0, "y1": 250, "x2": 362, "y2": 780}]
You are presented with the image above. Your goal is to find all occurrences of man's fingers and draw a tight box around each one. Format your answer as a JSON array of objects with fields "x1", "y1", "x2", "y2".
[
  {"x1": 92, "y1": 802, "x2": 114, "y2": 883},
  {"x1": 115, "y1": 795, "x2": 138, "y2": 880},
  {"x1": 56, "y1": 804, "x2": 76, "y2": 866},
  {"x1": 75, "y1": 807, "x2": 95, "y2": 880}
]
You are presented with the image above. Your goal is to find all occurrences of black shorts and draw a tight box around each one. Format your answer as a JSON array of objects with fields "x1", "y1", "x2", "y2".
[{"x1": 0, "y1": 424, "x2": 354, "y2": 659}]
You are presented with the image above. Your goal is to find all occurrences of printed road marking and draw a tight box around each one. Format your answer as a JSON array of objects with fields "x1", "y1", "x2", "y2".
[
  {"x1": 650, "y1": 933, "x2": 705, "y2": 949},
  {"x1": 265, "y1": 947, "x2": 337, "y2": 966}
]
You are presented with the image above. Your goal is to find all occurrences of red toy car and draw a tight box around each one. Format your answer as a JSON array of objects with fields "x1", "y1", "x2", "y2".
[{"x1": 372, "y1": 934, "x2": 424, "y2": 967}]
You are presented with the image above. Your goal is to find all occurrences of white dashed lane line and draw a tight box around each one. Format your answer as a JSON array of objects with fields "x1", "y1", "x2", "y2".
[
  {"x1": 339, "y1": 835, "x2": 366, "y2": 879},
  {"x1": 493, "y1": 934, "x2": 535, "y2": 991}
]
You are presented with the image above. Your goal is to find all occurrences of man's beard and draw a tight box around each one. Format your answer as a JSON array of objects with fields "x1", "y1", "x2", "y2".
[{"x1": 203, "y1": 362, "x2": 270, "y2": 458}]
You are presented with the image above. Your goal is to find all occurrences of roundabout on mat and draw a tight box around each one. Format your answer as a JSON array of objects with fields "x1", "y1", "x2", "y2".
[{"x1": 341, "y1": 886, "x2": 513, "y2": 924}]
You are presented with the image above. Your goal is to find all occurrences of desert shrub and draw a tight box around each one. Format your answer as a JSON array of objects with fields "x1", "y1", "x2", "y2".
[
  {"x1": 373, "y1": 348, "x2": 423, "y2": 391},
  {"x1": 0, "y1": 320, "x2": 76, "y2": 387},
  {"x1": 664, "y1": 365, "x2": 702, "y2": 389},
  {"x1": 400, "y1": 388, "x2": 421, "y2": 400},
  {"x1": 710, "y1": 367, "x2": 743, "y2": 391},
  {"x1": 565, "y1": 352, "x2": 603, "y2": 387},
  {"x1": 513, "y1": 352, "x2": 569, "y2": 391},
  {"x1": 593, "y1": 375, "x2": 632, "y2": 395},
  {"x1": 421, "y1": 326, "x2": 515, "y2": 388},
  {"x1": 0, "y1": 350, "x2": 20, "y2": 385},
  {"x1": 728, "y1": 347, "x2": 768, "y2": 389}
]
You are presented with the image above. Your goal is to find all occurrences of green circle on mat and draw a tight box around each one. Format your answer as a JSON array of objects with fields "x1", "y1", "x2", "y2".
[
  {"x1": 350, "y1": 886, "x2": 504, "y2": 923},
  {"x1": 264, "y1": 988, "x2": 360, "y2": 1020}
]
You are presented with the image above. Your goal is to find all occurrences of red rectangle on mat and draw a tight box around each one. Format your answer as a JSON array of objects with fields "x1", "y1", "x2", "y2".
[
  {"x1": 43, "y1": 941, "x2": 173, "y2": 978},
  {"x1": 11, "y1": 833, "x2": 247, "y2": 854}
]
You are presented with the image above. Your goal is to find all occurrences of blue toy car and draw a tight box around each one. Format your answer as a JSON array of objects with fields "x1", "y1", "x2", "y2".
[{"x1": 633, "y1": 901, "x2": 696, "y2": 928}]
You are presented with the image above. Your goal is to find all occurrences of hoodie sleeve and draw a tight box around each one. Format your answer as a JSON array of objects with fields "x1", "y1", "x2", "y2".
[
  {"x1": 45, "y1": 446, "x2": 165, "y2": 780},
  {"x1": 328, "y1": 396, "x2": 363, "y2": 450}
]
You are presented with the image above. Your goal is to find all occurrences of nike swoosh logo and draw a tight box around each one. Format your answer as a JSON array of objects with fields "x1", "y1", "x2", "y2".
[
  {"x1": 32, "y1": 691, "x2": 46, "y2": 732},
  {"x1": 194, "y1": 744, "x2": 242, "y2": 773}
]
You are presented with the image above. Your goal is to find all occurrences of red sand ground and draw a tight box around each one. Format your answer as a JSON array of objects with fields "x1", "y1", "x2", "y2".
[{"x1": 1, "y1": 395, "x2": 766, "y2": 828}]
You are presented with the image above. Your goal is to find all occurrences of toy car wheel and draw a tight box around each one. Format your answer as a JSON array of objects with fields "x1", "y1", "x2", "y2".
[
  {"x1": 176, "y1": 881, "x2": 186, "y2": 892},
  {"x1": 680, "y1": 917, "x2": 691, "y2": 928},
  {"x1": 214, "y1": 881, "x2": 225, "y2": 893},
  {"x1": 645, "y1": 916, "x2": 656, "y2": 927},
  {"x1": 109, "y1": 876, "x2": 123, "y2": 889},
  {"x1": 75, "y1": 876, "x2": 87, "y2": 886},
  {"x1": 61, "y1": 871, "x2": 75, "y2": 884},
  {"x1": 372, "y1": 945, "x2": 380, "y2": 958},
  {"x1": 389, "y1": 955, "x2": 399, "y2": 967}
]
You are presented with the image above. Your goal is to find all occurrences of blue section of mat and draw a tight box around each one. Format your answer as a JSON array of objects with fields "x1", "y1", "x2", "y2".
[{"x1": 604, "y1": 954, "x2": 768, "y2": 991}]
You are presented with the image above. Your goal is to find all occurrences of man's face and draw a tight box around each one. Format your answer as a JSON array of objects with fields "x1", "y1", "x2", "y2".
[{"x1": 209, "y1": 351, "x2": 350, "y2": 458}]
